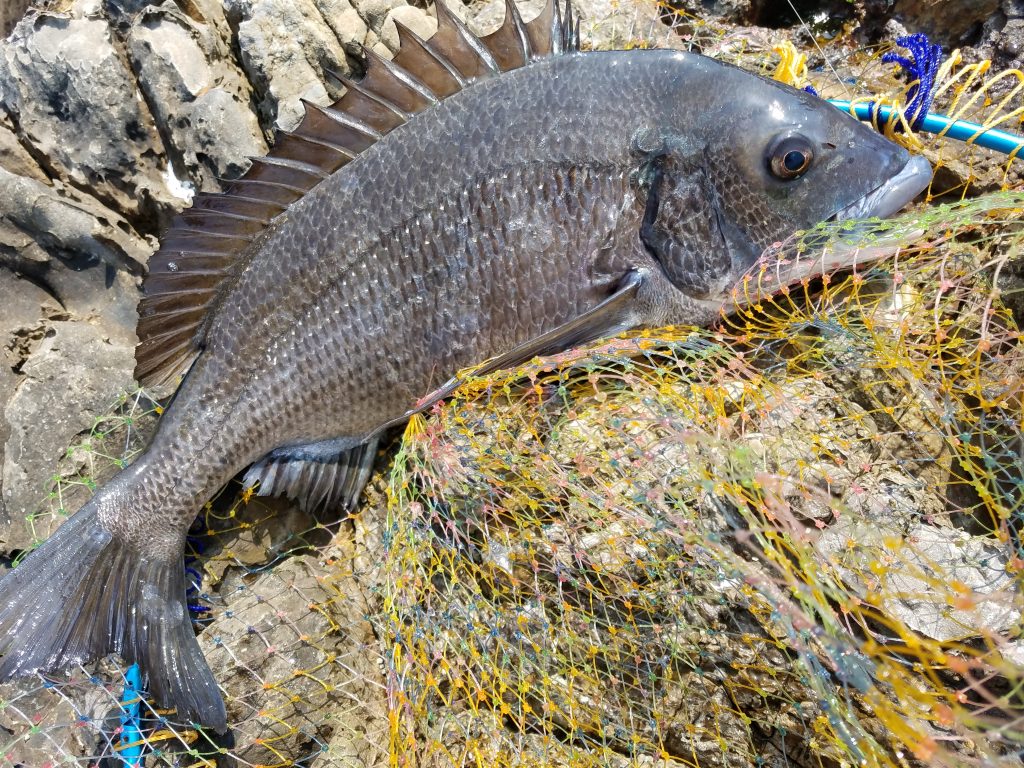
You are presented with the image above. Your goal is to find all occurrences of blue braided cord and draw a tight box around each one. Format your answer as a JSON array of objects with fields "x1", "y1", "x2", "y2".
[
  {"x1": 802, "y1": 84, "x2": 818, "y2": 96},
  {"x1": 881, "y1": 33, "x2": 943, "y2": 130},
  {"x1": 117, "y1": 663, "x2": 145, "y2": 767}
]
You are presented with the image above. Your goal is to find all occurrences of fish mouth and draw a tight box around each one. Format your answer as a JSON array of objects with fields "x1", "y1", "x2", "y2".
[
  {"x1": 828, "y1": 154, "x2": 933, "y2": 222},
  {"x1": 716, "y1": 154, "x2": 932, "y2": 315}
]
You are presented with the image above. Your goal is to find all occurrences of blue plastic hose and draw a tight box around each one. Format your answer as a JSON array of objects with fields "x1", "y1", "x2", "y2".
[{"x1": 828, "y1": 99, "x2": 1024, "y2": 157}]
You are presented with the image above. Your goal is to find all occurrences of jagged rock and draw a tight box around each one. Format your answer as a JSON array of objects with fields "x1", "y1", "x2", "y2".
[
  {"x1": 225, "y1": 0, "x2": 365, "y2": 132},
  {"x1": 0, "y1": 7, "x2": 177, "y2": 231},
  {"x1": 0, "y1": 115, "x2": 46, "y2": 183},
  {"x1": 127, "y1": 2, "x2": 267, "y2": 193},
  {"x1": 0, "y1": 272, "x2": 55, "y2": 520},
  {"x1": 0, "y1": 165, "x2": 152, "y2": 274},
  {"x1": 467, "y1": 0, "x2": 675, "y2": 50},
  {"x1": 316, "y1": 0, "x2": 370, "y2": 49},
  {"x1": 351, "y1": 0, "x2": 406, "y2": 34}
]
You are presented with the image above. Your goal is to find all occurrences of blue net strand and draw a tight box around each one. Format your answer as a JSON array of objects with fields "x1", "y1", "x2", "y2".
[{"x1": 881, "y1": 33, "x2": 943, "y2": 129}]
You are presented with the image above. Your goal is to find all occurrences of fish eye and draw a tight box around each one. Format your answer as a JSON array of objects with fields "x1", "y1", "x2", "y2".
[{"x1": 768, "y1": 135, "x2": 813, "y2": 180}]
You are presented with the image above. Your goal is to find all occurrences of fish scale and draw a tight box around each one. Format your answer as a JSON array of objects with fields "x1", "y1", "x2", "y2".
[{"x1": 0, "y1": 0, "x2": 932, "y2": 732}]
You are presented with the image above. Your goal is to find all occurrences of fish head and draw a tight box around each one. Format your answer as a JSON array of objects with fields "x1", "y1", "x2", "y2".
[{"x1": 642, "y1": 63, "x2": 932, "y2": 312}]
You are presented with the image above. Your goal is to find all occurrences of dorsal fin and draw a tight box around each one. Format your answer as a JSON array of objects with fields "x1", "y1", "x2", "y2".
[{"x1": 136, "y1": 0, "x2": 580, "y2": 389}]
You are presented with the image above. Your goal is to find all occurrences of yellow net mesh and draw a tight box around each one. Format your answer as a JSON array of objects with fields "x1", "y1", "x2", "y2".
[
  {"x1": 381, "y1": 193, "x2": 1024, "y2": 768},
  {"x1": 2, "y1": 10, "x2": 1024, "y2": 768}
]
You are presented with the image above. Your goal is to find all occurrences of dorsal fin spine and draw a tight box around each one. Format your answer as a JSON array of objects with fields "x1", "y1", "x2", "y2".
[
  {"x1": 289, "y1": 111, "x2": 362, "y2": 157},
  {"x1": 194, "y1": 194, "x2": 288, "y2": 213},
  {"x1": 221, "y1": 179, "x2": 304, "y2": 195},
  {"x1": 396, "y1": 21, "x2": 469, "y2": 88},
  {"x1": 316, "y1": 105, "x2": 385, "y2": 141},
  {"x1": 250, "y1": 155, "x2": 332, "y2": 179},
  {"x1": 362, "y1": 47, "x2": 439, "y2": 106},
  {"x1": 552, "y1": 0, "x2": 564, "y2": 54},
  {"x1": 433, "y1": 1, "x2": 501, "y2": 75},
  {"x1": 328, "y1": 74, "x2": 412, "y2": 121},
  {"x1": 182, "y1": 209, "x2": 271, "y2": 225},
  {"x1": 172, "y1": 227, "x2": 250, "y2": 240},
  {"x1": 507, "y1": 0, "x2": 532, "y2": 59}
]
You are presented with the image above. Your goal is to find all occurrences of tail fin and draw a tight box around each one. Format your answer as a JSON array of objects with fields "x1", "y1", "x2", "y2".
[{"x1": 0, "y1": 499, "x2": 227, "y2": 732}]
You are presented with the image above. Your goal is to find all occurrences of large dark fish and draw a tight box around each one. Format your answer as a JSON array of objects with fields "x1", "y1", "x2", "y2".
[{"x1": 0, "y1": 0, "x2": 930, "y2": 731}]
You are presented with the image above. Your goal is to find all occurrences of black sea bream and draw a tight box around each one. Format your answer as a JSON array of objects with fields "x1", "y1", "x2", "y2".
[{"x1": 0, "y1": 0, "x2": 931, "y2": 730}]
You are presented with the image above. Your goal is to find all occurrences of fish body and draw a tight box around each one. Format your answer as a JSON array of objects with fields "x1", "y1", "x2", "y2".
[{"x1": 0, "y1": 0, "x2": 931, "y2": 731}]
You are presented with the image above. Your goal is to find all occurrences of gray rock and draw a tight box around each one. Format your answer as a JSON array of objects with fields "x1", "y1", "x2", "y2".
[
  {"x1": 316, "y1": 0, "x2": 369, "y2": 50},
  {"x1": 351, "y1": 0, "x2": 406, "y2": 35},
  {"x1": 0, "y1": 271, "x2": 57, "y2": 517},
  {"x1": 199, "y1": 547, "x2": 384, "y2": 766},
  {"x1": 1, "y1": 299, "x2": 136, "y2": 550},
  {"x1": 0, "y1": 165, "x2": 152, "y2": 273},
  {"x1": 574, "y1": 0, "x2": 677, "y2": 49},
  {"x1": 225, "y1": 0, "x2": 363, "y2": 132},
  {"x1": 128, "y1": 2, "x2": 268, "y2": 193},
  {"x1": 379, "y1": 4, "x2": 436, "y2": 52},
  {"x1": 0, "y1": 8, "x2": 177, "y2": 228},
  {"x1": 817, "y1": 521, "x2": 1018, "y2": 642},
  {"x1": 466, "y1": 0, "x2": 675, "y2": 50}
]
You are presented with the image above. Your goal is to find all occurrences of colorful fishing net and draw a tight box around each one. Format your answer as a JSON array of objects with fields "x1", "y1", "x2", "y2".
[{"x1": 2, "y1": 6, "x2": 1024, "y2": 768}]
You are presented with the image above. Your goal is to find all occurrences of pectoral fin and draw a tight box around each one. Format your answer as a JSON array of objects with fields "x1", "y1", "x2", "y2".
[
  {"x1": 387, "y1": 268, "x2": 648, "y2": 425},
  {"x1": 243, "y1": 437, "x2": 380, "y2": 514}
]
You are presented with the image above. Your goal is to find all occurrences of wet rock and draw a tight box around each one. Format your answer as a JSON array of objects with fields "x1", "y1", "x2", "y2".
[
  {"x1": 0, "y1": 8, "x2": 177, "y2": 231},
  {"x1": 860, "y1": 0, "x2": 999, "y2": 47},
  {"x1": 127, "y1": 2, "x2": 267, "y2": 193},
  {"x1": 817, "y1": 520, "x2": 1018, "y2": 642},
  {"x1": 225, "y1": 0, "x2": 364, "y2": 132}
]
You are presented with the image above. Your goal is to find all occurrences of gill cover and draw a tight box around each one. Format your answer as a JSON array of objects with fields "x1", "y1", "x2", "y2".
[{"x1": 638, "y1": 146, "x2": 730, "y2": 299}]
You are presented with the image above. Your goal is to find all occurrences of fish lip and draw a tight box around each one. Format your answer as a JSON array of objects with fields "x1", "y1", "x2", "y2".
[{"x1": 828, "y1": 154, "x2": 933, "y2": 222}]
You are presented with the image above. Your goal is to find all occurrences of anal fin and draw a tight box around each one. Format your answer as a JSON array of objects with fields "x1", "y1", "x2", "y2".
[{"x1": 243, "y1": 437, "x2": 380, "y2": 514}]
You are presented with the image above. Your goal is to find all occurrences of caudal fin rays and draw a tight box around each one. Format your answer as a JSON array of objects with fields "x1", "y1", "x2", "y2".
[{"x1": 0, "y1": 502, "x2": 227, "y2": 732}]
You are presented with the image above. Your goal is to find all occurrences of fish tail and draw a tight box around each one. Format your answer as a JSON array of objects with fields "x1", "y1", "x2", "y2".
[{"x1": 0, "y1": 493, "x2": 227, "y2": 732}]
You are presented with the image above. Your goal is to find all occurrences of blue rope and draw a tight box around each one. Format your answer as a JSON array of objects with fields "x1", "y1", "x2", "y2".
[
  {"x1": 880, "y1": 33, "x2": 943, "y2": 130},
  {"x1": 117, "y1": 663, "x2": 145, "y2": 767}
]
